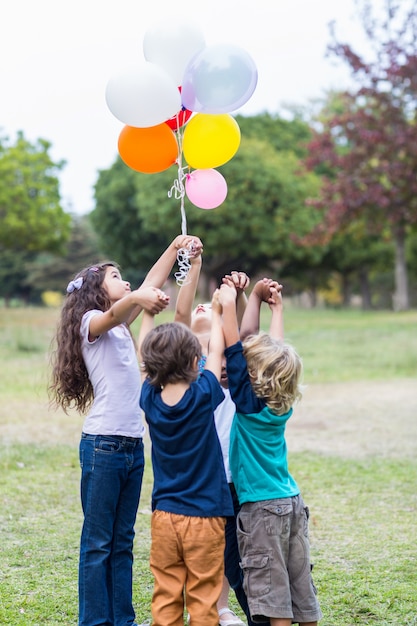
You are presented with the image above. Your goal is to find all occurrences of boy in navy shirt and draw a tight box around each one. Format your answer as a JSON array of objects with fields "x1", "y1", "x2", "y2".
[{"x1": 138, "y1": 290, "x2": 233, "y2": 626}]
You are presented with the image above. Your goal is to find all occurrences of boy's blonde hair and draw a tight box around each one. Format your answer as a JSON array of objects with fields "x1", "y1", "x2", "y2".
[{"x1": 242, "y1": 332, "x2": 302, "y2": 415}]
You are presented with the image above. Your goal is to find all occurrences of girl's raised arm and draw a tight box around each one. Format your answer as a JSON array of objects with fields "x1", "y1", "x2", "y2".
[{"x1": 126, "y1": 235, "x2": 203, "y2": 325}]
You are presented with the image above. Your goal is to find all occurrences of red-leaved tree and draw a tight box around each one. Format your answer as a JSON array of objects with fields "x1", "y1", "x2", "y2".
[{"x1": 305, "y1": 0, "x2": 417, "y2": 310}]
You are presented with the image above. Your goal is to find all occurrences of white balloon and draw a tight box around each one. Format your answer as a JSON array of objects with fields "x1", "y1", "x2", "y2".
[
  {"x1": 105, "y1": 62, "x2": 181, "y2": 128},
  {"x1": 143, "y1": 18, "x2": 206, "y2": 86}
]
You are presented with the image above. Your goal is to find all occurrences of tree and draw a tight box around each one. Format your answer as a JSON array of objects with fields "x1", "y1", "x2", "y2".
[
  {"x1": 0, "y1": 217, "x2": 101, "y2": 305},
  {"x1": 91, "y1": 158, "x2": 171, "y2": 284},
  {"x1": 0, "y1": 131, "x2": 71, "y2": 253},
  {"x1": 0, "y1": 248, "x2": 37, "y2": 305},
  {"x1": 235, "y1": 111, "x2": 313, "y2": 158},
  {"x1": 304, "y1": 0, "x2": 417, "y2": 310},
  {"x1": 24, "y1": 216, "x2": 102, "y2": 298}
]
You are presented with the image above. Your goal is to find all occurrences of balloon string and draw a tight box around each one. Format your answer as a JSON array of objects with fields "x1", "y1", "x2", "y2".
[
  {"x1": 168, "y1": 123, "x2": 192, "y2": 286},
  {"x1": 177, "y1": 122, "x2": 188, "y2": 236},
  {"x1": 168, "y1": 122, "x2": 188, "y2": 235},
  {"x1": 174, "y1": 247, "x2": 192, "y2": 287}
]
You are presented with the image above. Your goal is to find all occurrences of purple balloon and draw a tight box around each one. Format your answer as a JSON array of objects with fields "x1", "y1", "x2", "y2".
[{"x1": 182, "y1": 43, "x2": 258, "y2": 113}]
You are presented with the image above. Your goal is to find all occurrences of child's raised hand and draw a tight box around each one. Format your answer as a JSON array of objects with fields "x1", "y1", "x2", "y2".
[
  {"x1": 252, "y1": 278, "x2": 272, "y2": 300},
  {"x1": 211, "y1": 288, "x2": 222, "y2": 314},
  {"x1": 218, "y1": 283, "x2": 237, "y2": 307},
  {"x1": 174, "y1": 235, "x2": 203, "y2": 258},
  {"x1": 252, "y1": 278, "x2": 282, "y2": 304},
  {"x1": 268, "y1": 283, "x2": 283, "y2": 309},
  {"x1": 137, "y1": 286, "x2": 170, "y2": 314},
  {"x1": 222, "y1": 271, "x2": 250, "y2": 294}
]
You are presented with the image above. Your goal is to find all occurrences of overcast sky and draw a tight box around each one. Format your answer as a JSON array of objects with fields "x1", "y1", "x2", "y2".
[{"x1": 1, "y1": 0, "x2": 366, "y2": 215}]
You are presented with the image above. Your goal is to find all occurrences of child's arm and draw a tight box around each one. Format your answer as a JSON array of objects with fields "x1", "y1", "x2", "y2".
[
  {"x1": 89, "y1": 286, "x2": 169, "y2": 339},
  {"x1": 141, "y1": 234, "x2": 203, "y2": 290},
  {"x1": 204, "y1": 289, "x2": 225, "y2": 381},
  {"x1": 268, "y1": 284, "x2": 284, "y2": 340},
  {"x1": 238, "y1": 278, "x2": 270, "y2": 340},
  {"x1": 174, "y1": 253, "x2": 202, "y2": 327},
  {"x1": 137, "y1": 310, "x2": 156, "y2": 382},
  {"x1": 222, "y1": 271, "x2": 250, "y2": 326},
  {"x1": 127, "y1": 234, "x2": 203, "y2": 325},
  {"x1": 218, "y1": 284, "x2": 239, "y2": 348}
]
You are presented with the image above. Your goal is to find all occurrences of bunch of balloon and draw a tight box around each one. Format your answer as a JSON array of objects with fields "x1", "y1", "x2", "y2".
[{"x1": 105, "y1": 18, "x2": 258, "y2": 248}]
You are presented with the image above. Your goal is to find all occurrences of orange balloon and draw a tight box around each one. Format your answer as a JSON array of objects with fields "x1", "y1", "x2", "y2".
[{"x1": 118, "y1": 123, "x2": 178, "y2": 173}]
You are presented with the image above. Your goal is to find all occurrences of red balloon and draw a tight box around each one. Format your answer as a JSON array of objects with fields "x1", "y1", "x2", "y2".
[
  {"x1": 165, "y1": 105, "x2": 193, "y2": 131},
  {"x1": 165, "y1": 86, "x2": 192, "y2": 131},
  {"x1": 118, "y1": 124, "x2": 178, "y2": 174}
]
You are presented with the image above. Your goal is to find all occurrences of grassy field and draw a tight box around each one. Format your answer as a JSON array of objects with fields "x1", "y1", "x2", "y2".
[{"x1": 0, "y1": 306, "x2": 416, "y2": 625}]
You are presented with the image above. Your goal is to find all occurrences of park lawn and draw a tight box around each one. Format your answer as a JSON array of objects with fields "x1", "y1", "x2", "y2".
[
  {"x1": 1, "y1": 445, "x2": 416, "y2": 625},
  {"x1": 0, "y1": 306, "x2": 416, "y2": 625}
]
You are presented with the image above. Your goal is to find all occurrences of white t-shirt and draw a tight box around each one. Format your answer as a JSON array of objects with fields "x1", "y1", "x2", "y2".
[
  {"x1": 80, "y1": 310, "x2": 145, "y2": 438},
  {"x1": 214, "y1": 387, "x2": 236, "y2": 483}
]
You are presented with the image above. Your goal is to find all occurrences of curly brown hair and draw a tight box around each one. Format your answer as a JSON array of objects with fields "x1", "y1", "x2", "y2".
[
  {"x1": 49, "y1": 262, "x2": 118, "y2": 414},
  {"x1": 141, "y1": 322, "x2": 202, "y2": 388},
  {"x1": 242, "y1": 332, "x2": 303, "y2": 415}
]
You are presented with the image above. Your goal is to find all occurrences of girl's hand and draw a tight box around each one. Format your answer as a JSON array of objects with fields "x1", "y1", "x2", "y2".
[{"x1": 136, "y1": 286, "x2": 170, "y2": 314}]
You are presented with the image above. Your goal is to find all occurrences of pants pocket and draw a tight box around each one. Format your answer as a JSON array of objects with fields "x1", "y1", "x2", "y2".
[{"x1": 240, "y1": 554, "x2": 271, "y2": 597}]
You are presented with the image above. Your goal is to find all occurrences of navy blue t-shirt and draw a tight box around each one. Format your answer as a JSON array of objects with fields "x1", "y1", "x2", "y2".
[{"x1": 140, "y1": 369, "x2": 233, "y2": 517}]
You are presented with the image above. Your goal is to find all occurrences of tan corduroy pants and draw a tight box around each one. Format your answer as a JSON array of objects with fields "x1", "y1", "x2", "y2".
[{"x1": 150, "y1": 510, "x2": 226, "y2": 626}]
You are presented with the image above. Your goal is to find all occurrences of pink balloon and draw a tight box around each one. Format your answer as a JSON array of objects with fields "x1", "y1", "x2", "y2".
[{"x1": 185, "y1": 169, "x2": 228, "y2": 209}]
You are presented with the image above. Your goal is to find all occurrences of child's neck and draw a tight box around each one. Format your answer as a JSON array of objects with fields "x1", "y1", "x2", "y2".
[
  {"x1": 161, "y1": 382, "x2": 190, "y2": 406},
  {"x1": 195, "y1": 331, "x2": 210, "y2": 355}
]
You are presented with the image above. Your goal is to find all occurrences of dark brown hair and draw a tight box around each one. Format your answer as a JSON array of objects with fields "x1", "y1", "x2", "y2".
[
  {"x1": 49, "y1": 262, "x2": 118, "y2": 414},
  {"x1": 141, "y1": 322, "x2": 202, "y2": 388}
]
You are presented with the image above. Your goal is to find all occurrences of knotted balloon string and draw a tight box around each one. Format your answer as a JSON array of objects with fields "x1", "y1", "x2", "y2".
[
  {"x1": 174, "y1": 246, "x2": 194, "y2": 287},
  {"x1": 168, "y1": 124, "x2": 193, "y2": 286}
]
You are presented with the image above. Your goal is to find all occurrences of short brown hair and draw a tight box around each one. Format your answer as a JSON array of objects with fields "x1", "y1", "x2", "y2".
[{"x1": 141, "y1": 322, "x2": 202, "y2": 388}]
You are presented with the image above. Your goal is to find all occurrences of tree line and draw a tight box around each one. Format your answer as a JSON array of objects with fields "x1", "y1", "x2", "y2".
[{"x1": 1, "y1": 0, "x2": 416, "y2": 310}]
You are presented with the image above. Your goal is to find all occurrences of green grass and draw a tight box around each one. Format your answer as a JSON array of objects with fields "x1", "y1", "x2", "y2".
[
  {"x1": 1, "y1": 446, "x2": 416, "y2": 625},
  {"x1": 0, "y1": 444, "x2": 155, "y2": 625},
  {"x1": 277, "y1": 307, "x2": 417, "y2": 383},
  {"x1": 295, "y1": 455, "x2": 417, "y2": 625},
  {"x1": 1, "y1": 306, "x2": 417, "y2": 625}
]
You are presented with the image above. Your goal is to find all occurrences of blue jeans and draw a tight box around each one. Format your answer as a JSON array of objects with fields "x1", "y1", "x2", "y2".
[
  {"x1": 225, "y1": 484, "x2": 270, "y2": 626},
  {"x1": 78, "y1": 433, "x2": 144, "y2": 626}
]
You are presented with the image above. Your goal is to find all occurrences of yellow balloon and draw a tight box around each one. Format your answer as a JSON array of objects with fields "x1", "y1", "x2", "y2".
[{"x1": 183, "y1": 113, "x2": 241, "y2": 168}]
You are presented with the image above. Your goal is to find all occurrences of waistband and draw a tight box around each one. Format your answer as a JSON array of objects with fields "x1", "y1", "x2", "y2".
[{"x1": 81, "y1": 432, "x2": 143, "y2": 444}]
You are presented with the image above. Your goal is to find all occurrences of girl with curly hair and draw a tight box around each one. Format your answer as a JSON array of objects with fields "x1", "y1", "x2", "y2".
[{"x1": 49, "y1": 235, "x2": 202, "y2": 626}]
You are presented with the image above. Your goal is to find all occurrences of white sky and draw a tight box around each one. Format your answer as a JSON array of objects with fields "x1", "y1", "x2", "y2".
[{"x1": 1, "y1": 0, "x2": 366, "y2": 215}]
